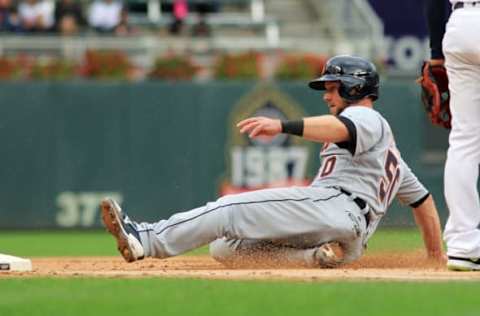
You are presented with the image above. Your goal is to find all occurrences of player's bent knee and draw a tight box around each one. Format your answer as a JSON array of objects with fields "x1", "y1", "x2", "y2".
[{"x1": 209, "y1": 238, "x2": 236, "y2": 263}]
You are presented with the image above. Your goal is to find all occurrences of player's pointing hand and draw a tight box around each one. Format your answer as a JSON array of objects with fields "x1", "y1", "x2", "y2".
[{"x1": 237, "y1": 117, "x2": 282, "y2": 138}]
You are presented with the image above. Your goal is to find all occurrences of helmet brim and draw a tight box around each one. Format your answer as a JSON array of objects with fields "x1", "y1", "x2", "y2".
[
  {"x1": 308, "y1": 75, "x2": 338, "y2": 90},
  {"x1": 308, "y1": 75, "x2": 364, "y2": 91}
]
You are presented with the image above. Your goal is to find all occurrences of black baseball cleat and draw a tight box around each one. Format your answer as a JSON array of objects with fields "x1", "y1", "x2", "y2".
[
  {"x1": 447, "y1": 256, "x2": 480, "y2": 271},
  {"x1": 100, "y1": 198, "x2": 145, "y2": 263}
]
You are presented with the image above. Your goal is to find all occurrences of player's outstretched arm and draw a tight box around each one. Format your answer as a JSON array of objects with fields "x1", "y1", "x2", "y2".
[
  {"x1": 237, "y1": 115, "x2": 349, "y2": 144},
  {"x1": 237, "y1": 116, "x2": 282, "y2": 138},
  {"x1": 303, "y1": 116, "x2": 349, "y2": 143},
  {"x1": 411, "y1": 195, "x2": 445, "y2": 262}
]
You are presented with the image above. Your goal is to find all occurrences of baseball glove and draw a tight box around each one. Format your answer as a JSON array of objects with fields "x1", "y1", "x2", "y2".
[{"x1": 418, "y1": 61, "x2": 451, "y2": 129}]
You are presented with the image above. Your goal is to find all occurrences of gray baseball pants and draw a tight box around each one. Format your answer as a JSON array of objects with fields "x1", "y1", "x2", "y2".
[{"x1": 136, "y1": 186, "x2": 367, "y2": 266}]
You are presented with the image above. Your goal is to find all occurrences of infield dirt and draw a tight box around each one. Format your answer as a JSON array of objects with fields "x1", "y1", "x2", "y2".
[{"x1": 2, "y1": 251, "x2": 480, "y2": 281}]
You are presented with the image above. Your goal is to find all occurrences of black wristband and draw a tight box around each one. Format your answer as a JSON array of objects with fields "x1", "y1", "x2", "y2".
[{"x1": 281, "y1": 119, "x2": 304, "y2": 136}]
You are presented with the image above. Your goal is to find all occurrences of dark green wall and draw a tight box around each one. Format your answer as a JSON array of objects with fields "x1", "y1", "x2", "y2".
[{"x1": 0, "y1": 81, "x2": 449, "y2": 228}]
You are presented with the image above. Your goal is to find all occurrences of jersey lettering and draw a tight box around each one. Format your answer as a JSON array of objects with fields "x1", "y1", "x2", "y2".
[
  {"x1": 320, "y1": 156, "x2": 337, "y2": 177},
  {"x1": 379, "y1": 149, "x2": 400, "y2": 204},
  {"x1": 321, "y1": 143, "x2": 331, "y2": 152}
]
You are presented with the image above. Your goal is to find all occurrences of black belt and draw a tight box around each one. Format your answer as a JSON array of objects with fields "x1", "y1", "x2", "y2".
[
  {"x1": 339, "y1": 188, "x2": 367, "y2": 210},
  {"x1": 339, "y1": 188, "x2": 369, "y2": 227},
  {"x1": 454, "y1": 2, "x2": 480, "y2": 10}
]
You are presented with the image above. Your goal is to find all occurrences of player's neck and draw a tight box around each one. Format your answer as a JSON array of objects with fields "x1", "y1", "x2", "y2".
[{"x1": 353, "y1": 98, "x2": 374, "y2": 108}]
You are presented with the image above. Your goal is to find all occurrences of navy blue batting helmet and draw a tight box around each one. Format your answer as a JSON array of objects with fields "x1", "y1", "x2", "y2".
[{"x1": 308, "y1": 55, "x2": 379, "y2": 102}]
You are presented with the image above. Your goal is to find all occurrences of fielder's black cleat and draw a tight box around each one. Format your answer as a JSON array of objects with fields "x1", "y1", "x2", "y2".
[
  {"x1": 101, "y1": 198, "x2": 145, "y2": 262},
  {"x1": 447, "y1": 256, "x2": 480, "y2": 271}
]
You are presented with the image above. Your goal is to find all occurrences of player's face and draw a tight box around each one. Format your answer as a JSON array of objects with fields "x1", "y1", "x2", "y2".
[{"x1": 323, "y1": 81, "x2": 347, "y2": 115}]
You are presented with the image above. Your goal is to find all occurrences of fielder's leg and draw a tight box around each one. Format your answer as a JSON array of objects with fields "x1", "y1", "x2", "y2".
[{"x1": 443, "y1": 19, "x2": 480, "y2": 264}]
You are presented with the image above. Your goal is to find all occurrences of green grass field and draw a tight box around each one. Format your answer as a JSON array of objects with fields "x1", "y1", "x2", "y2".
[
  {"x1": 1, "y1": 278, "x2": 479, "y2": 316},
  {"x1": 1, "y1": 229, "x2": 477, "y2": 316}
]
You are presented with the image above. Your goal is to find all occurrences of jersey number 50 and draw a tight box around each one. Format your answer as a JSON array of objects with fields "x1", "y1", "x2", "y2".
[{"x1": 379, "y1": 149, "x2": 400, "y2": 204}]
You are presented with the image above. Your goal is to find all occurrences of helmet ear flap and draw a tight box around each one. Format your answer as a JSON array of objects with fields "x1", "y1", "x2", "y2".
[
  {"x1": 339, "y1": 79, "x2": 367, "y2": 101},
  {"x1": 351, "y1": 82, "x2": 365, "y2": 95}
]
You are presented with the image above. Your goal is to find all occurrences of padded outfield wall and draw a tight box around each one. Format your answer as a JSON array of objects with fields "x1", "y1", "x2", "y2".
[{"x1": 0, "y1": 81, "x2": 449, "y2": 229}]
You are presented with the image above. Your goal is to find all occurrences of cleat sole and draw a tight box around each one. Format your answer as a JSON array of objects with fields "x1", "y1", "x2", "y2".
[{"x1": 100, "y1": 199, "x2": 135, "y2": 263}]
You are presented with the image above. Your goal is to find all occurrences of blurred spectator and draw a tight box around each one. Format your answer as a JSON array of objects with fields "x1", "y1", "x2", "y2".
[
  {"x1": 195, "y1": 0, "x2": 219, "y2": 13},
  {"x1": 88, "y1": 0, "x2": 122, "y2": 33},
  {"x1": 169, "y1": 0, "x2": 188, "y2": 35},
  {"x1": 192, "y1": 1, "x2": 220, "y2": 37},
  {"x1": 0, "y1": 0, "x2": 22, "y2": 32},
  {"x1": 114, "y1": 7, "x2": 136, "y2": 36},
  {"x1": 18, "y1": 0, "x2": 55, "y2": 32},
  {"x1": 192, "y1": 11, "x2": 210, "y2": 37},
  {"x1": 54, "y1": 0, "x2": 85, "y2": 35}
]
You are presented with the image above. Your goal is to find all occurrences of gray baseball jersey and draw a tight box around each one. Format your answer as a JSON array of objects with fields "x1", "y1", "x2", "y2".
[
  {"x1": 131, "y1": 105, "x2": 428, "y2": 266},
  {"x1": 311, "y1": 105, "x2": 428, "y2": 242},
  {"x1": 312, "y1": 106, "x2": 427, "y2": 213}
]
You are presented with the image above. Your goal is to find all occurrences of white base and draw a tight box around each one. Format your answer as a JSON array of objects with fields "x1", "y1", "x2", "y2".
[{"x1": 0, "y1": 254, "x2": 32, "y2": 272}]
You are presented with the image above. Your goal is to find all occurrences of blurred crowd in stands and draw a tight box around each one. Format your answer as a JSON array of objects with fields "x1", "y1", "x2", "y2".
[{"x1": 0, "y1": 0, "x2": 219, "y2": 36}]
